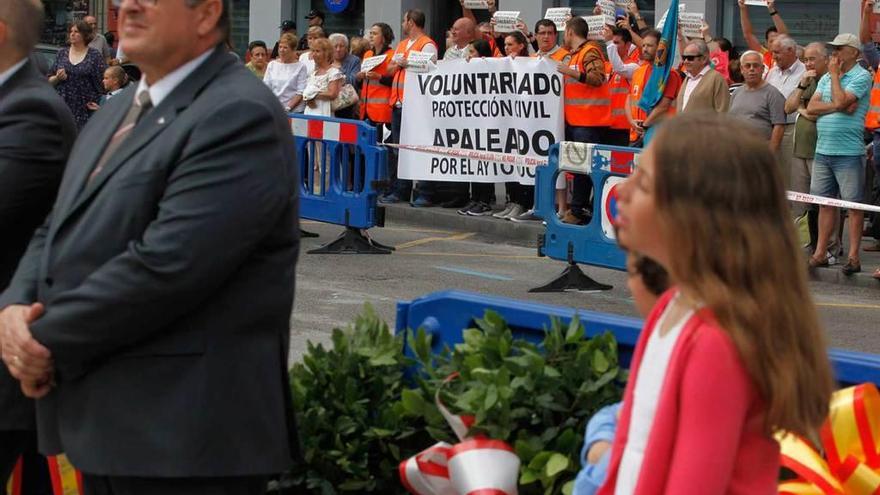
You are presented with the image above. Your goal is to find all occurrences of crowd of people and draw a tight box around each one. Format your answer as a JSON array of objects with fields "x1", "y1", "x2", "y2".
[
  {"x1": 0, "y1": 0, "x2": 877, "y2": 494},
  {"x1": 230, "y1": 0, "x2": 879, "y2": 278}
]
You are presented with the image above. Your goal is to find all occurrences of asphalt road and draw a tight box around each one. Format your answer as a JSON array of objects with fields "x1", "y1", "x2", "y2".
[{"x1": 290, "y1": 219, "x2": 880, "y2": 364}]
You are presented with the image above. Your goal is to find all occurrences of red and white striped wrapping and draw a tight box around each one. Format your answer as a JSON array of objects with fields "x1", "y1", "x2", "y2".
[
  {"x1": 290, "y1": 118, "x2": 359, "y2": 144},
  {"x1": 400, "y1": 374, "x2": 520, "y2": 495}
]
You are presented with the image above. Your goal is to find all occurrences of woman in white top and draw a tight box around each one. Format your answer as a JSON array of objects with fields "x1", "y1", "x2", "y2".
[
  {"x1": 263, "y1": 33, "x2": 308, "y2": 113},
  {"x1": 303, "y1": 38, "x2": 343, "y2": 117}
]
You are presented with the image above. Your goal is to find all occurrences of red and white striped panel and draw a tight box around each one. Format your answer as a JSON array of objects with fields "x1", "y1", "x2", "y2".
[{"x1": 290, "y1": 118, "x2": 359, "y2": 144}]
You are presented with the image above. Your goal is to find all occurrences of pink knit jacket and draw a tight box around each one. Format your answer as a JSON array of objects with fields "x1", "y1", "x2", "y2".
[{"x1": 599, "y1": 290, "x2": 780, "y2": 495}]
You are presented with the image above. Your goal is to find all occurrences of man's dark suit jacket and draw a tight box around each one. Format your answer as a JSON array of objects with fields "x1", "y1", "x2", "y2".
[
  {"x1": 0, "y1": 60, "x2": 77, "y2": 432},
  {"x1": 0, "y1": 46, "x2": 301, "y2": 477}
]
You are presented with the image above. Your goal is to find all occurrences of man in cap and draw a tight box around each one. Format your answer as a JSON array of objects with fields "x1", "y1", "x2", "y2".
[
  {"x1": 297, "y1": 9, "x2": 324, "y2": 51},
  {"x1": 807, "y1": 33, "x2": 873, "y2": 275}
]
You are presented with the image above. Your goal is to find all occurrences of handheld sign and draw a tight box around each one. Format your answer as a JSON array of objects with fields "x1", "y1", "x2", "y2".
[
  {"x1": 597, "y1": 0, "x2": 616, "y2": 25},
  {"x1": 360, "y1": 54, "x2": 387, "y2": 74},
  {"x1": 406, "y1": 51, "x2": 436, "y2": 74},
  {"x1": 679, "y1": 12, "x2": 704, "y2": 38},
  {"x1": 493, "y1": 11, "x2": 521, "y2": 33},
  {"x1": 656, "y1": 3, "x2": 685, "y2": 30},
  {"x1": 584, "y1": 15, "x2": 606, "y2": 41},
  {"x1": 463, "y1": 0, "x2": 489, "y2": 9},
  {"x1": 875, "y1": 0, "x2": 880, "y2": 14},
  {"x1": 545, "y1": 7, "x2": 572, "y2": 31},
  {"x1": 743, "y1": 0, "x2": 768, "y2": 5}
]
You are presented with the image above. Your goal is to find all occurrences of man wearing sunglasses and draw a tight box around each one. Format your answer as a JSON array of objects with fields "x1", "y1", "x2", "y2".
[
  {"x1": 0, "y1": 0, "x2": 300, "y2": 493},
  {"x1": 675, "y1": 40, "x2": 729, "y2": 114}
]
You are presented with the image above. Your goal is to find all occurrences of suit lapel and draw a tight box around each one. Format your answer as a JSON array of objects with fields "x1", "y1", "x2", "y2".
[{"x1": 54, "y1": 47, "x2": 234, "y2": 230}]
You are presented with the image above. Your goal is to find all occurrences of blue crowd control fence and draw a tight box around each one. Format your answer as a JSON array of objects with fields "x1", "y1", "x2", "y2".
[
  {"x1": 395, "y1": 290, "x2": 880, "y2": 389},
  {"x1": 290, "y1": 114, "x2": 393, "y2": 254},
  {"x1": 532, "y1": 142, "x2": 640, "y2": 292}
]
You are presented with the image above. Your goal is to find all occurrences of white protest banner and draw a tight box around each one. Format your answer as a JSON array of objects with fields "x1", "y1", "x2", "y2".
[
  {"x1": 399, "y1": 58, "x2": 564, "y2": 184},
  {"x1": 463, "y1": 0, "x2": 489, "y2": 9},
  {"x1": 743, "y1": 0, "x2": 768, "y2": 5},
  {"x1": 597, "y1": 0, "x2": 616, "y2": 25},
  {"x1": 493, "y1": 11, "x2": 520, "y2": 33},
  {"x1": 360, "y1": 54, "x2": 387, "y2": 74},
  {"x1": 545, "y1": 7, "x2": 571, "y2": 30},
  {"x1": 584, "y1": 15, "x2": 606, "y2": 41},
  {"x1": 656, "y1": 3, "x2": 685, "y2": 30},
  {"x1": 679, "y1": 12, "x2": 704, "y2": 38},
  {"x1": 406, "y1": 51, "x2": 435, "y2": 74}
]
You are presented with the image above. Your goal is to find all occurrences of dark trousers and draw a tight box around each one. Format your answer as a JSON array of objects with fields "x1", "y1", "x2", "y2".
[
  {"x1": 566, "y1": 126, "x2": 607, "y2": 216},
  {"x1": 470, "y1": 182, "x2": 493, "y2": 204},
  {"x1": 871, "y1": 132, "x2": 880, "y2": 240},
  {"x1": 0, "y1": 431, "x2": 52, "y2": 495},
  {"x1": 389, "y1": 106, "x2": 413, "y2": 200},
  {"x1": 605, "y1": 128, "x2": 630, "y2": 147},
  {"x1": 82, "y1": 474, "x2": 268, "y2": 495}
]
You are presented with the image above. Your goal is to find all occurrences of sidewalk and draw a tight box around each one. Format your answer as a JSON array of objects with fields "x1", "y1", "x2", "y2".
[{"x1": 381, "y1": 202, "x2": 880, "y2": 290}]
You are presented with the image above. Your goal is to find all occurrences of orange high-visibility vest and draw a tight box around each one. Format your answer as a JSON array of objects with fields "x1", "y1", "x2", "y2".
[
  {"x1": 563, "y1": 41, "x2": 611, "y2": 128},
  {"x1": 865, "y1": 68, "x2": 880, "y2": 130},
  {"x1": 608, "y1": 46, "x2": 642, "y2": 130},
  {"x1": 628, "y1": 63, "x2": 677, "y2": 142},
  {"x1": 532, "y1": 45, "x2": 570, "y2": 63},
  {"x1": 389, "y1": 35, "x2": 437, "y2": 107},
  {"x1": 359, "y1": 48, "x2": 393, "y2": 123}
]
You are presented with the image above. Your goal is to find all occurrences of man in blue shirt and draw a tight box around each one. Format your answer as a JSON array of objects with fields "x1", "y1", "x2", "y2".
[{"x1": 806, "y1": 33, "x2": 872, "y2": 275}]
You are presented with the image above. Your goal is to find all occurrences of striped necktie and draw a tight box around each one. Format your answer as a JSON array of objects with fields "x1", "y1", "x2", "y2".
[{"x1": 89, "y1": 90, "x2": 153, "y2": 182}]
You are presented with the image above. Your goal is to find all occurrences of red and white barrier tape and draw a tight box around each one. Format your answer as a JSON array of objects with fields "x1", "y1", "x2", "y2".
[
  {"x1": 388, "y1": 143, "x2": 880, "y2": 214},
  {"x1": 400, "y1": 373, "x2": 520, "y2": 495}
]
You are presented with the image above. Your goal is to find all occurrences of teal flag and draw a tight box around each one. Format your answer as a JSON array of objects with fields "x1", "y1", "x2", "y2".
[{"x1": 638, "y1": 0, "x2": 679, "y2": 144}]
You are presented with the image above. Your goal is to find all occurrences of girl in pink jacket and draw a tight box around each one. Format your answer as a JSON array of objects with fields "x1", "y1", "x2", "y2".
[{"x1": 602, "y1": 112, "x2": 834, "y2": 494}]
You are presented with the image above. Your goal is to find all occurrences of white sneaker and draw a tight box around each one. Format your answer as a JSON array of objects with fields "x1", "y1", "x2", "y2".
[
  {"x1": 826, "y1": 251, "x2": 838, "y2": 266},
  {"x1": 492, "y1": 203, "x2": 514, "y2": 219},
  {"x1": 504, "y1": 204, "x2": 525, "y2": 220}
]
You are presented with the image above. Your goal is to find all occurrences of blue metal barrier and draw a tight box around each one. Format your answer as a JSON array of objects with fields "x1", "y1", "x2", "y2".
[
  {"x1": 291, "y1": 114, "x2": 393, "y2": 254},
  {"x1": 395, "y1": 290, "x2": 880, "y2": 389},
  {"x1": 532, "y1": 142, "x2": 640, "y2": 291}
]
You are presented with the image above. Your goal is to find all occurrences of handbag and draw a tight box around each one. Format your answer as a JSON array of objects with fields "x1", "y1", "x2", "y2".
[{"x1": 331, "y1": 83, "x2": 359, "y2": 112}]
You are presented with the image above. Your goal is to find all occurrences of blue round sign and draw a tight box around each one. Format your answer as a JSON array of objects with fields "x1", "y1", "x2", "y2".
[{"x1": 324, "y1": 0, "x2": 349, "y2": 13}]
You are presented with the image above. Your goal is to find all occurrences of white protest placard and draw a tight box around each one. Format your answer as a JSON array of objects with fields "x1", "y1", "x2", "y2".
[
  {"x1": 493, "y1": 11, "x2": 520, "y2": 33},
  {"x1": 743, "y1": 0, "x2": 768, "y2": 6},
  {"x1": 597, "y1": 0, "x2": 616, "y2": 25},
  {"x1": 545, "y1": 7, "x2": 571, "y2": 31},
  {"x1": 656, "y1": 3, "x2": 685, "y2": 30},
  {"x1": 400, "y1": 58, "x2": 564, "y2": 185},
  {"x1": 584, "y1": 15, "x2": 606, "y2": 41},
  {"x1": 360, "y1": 54, "x2": 387, "y2": 74},
  {"x1": 614, "y1": 0, "x2": 632, "y2": 9},
  {"x1": 406, "y1": 51, "x2": 435, "y2": 74},
  {"x1": 463, "y1": 0, "x2": 489, "y2": 9},
  {"x1": 679, "y1": 12, "x2": 704, "y2": 38},
  {"x1": 875, "y1": 0, "x2": 880, "y2": 14}
]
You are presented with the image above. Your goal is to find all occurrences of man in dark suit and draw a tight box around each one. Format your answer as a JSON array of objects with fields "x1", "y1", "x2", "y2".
[
  {"x1": 0, "y1": 0, "x2": 300, "y2": 493},
  {"x1": 0, "y1": 0, "x2": 77, "y2": 488}
]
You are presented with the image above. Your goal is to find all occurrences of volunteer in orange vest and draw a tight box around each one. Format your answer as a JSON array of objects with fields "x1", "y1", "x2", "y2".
[
  {"x1": 556, "y1": 16, "x2": 611, "y2": 225},
  {"x1": 605, "y1": 25, "x2": 641, "y2": 146},
  {"x1": 378, "y1": 9, "x2": 438, "y2": 206},
  {"x1": 859, "y1": 0, "x2": 880, "y2": 266},
  {"x1": 737, "y1": 0, "x2": 788, "y2": 72},
  {"x1": 358, "y1": 23, "x2": 394, "y2": 139},
  {"x1": 626, "y1": 29, "x2": 682, "y2": 147},
  {"x1": 532, "y1": 18, "x2": 570, "y2": 216}
]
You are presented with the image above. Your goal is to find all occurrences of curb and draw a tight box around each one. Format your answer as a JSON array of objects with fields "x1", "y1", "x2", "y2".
[
  {"x1": 383, "y1": 203, "x2": 543, "y2": 248},
  {"x1": 381, "y1": 203, "x2": 880, "y2": 291},
  {"x1": 809, "y1": 266, "x2": 880, "y2": 290}
]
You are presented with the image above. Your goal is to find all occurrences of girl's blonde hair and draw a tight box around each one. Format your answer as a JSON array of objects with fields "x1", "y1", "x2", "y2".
[
  {"x1": 651, "y1": 112, "x2": 834, "y2": 437},
  {"x1": 310, "y1": 38, "x2": 333, "y2": 66}
]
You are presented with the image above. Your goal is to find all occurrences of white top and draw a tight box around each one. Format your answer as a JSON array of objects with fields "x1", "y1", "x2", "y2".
[
  {"x1": 135, "y1": 48, "x2": 213, "y2": 107},
  {"x1": 765, "y1": 59, "x2": 806, "y2": 123},
  {"x1": 303, "y1": 67, "x2": 344, "y2": 116},
  {"x1": 299, "y1": 51, "x2": 316, "y2": 75},
  {"x1": 606, "y1": 43, "x2": 640, "y2": 81},
  {"x1": 0, "y1": 58, "x2": 27, "y2": 89},
  {"x1": 615, "y1": 296, "x2": 693, "y2": 495},
  {"x1": 263, "y1": 59, "x2": 309, "y2": 112},
  {"x1": 681, "y1": 65, "x2": 711, "y2": 111}
]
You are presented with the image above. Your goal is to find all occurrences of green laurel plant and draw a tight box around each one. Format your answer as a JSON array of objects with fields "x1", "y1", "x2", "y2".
[{"x1": 403, "y1": 311, "x2": 624, "y2": 495}]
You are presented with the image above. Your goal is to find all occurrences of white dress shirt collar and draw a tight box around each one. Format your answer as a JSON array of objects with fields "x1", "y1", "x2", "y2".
[
  {"x1": 0, "y1": 58, "x2": 28, "y2": 89},
  {"x1": 685, "y1": 65, "x2": 711, "y2": 81},
  {"x1": 135, "y1": 48, "x2": 214, "y2": 107}
]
